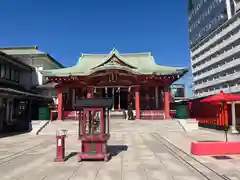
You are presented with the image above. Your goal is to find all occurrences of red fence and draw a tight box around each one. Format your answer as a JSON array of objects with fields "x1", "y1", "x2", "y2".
[
  {"x1": 189, "y1": 99, "x2": 232, "y2": 130},
  {"x1": 140, "y1": 110, "x2": 165, "y2": 120},
  {"x1": 63, "y1": 110, "x2": 169, "y2": 120}
]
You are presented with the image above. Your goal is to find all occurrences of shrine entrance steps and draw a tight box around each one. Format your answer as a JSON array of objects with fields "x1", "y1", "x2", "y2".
[
  {"x1": 62, "y1": 110, "x2": 166, "y2": 120},
  {"x1": 38, "y1": 120, "x2": 78, "y2": 136},
  {"x1": 109, "y1": 110, "x2": 166, "y2": 120},
  {"x1": 135, "y1": 119, "x2": 186, "y2": 133},
  {"x1": 37, "y1": 118, "x2": 186, "y2": 136},
  {"x1": 110, "y1": 110, "x2": 127, "y2": 119}
]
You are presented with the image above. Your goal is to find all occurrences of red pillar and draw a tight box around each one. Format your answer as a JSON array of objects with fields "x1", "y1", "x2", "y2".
[
  {"x1": 219, "y1": 106, "x2": 223, "y2": 127},
  {"x1": 224, "y1": 103, "x2": 228, "y2": 127},
  {"x1": 58, "y1": 87, "x2": 63, "y2": 120},
  {"x1": 188, "y1": 102, "x2": 192, "y2": 118},
  {"x1": 164, "y1": 86, "x2": 170, "y2": 119},
  {"x1": 87, "y1": 87, "x2": 93, "y2": 98},
  {"x1": 135, "y1": 86, "x2": 140, "y2": 120}
]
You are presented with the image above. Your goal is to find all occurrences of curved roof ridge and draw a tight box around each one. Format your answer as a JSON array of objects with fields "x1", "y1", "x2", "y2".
[
  {"x1": 0, "y1": 46, "x2": 38, "y2": 50},
  {"x1": 80, "y1": 50, "x2": 151, "y2": 57},
  {"x1": 156, "y1": 64, "x2": 188, "y2": 69},
  {"x1": 81, "y1": 53, "x2": 108, "y2": 56},
  {"x1": 90, "y1": 49, "x2": 138, "y2": 70},
  {"x1": 121, "y1": 52, "x2": 151, "y2": 56}
]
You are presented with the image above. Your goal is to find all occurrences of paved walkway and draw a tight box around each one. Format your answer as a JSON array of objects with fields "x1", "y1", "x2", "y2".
[
  {"x1": 0, "y1": 119, "x2": 239, "y2": 180},
  {"x1": 163, "y1": 129, "x2": 240, "y2": 180}
]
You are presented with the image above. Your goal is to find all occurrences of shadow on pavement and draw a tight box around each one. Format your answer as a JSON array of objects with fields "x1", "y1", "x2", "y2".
[
  {"x1": 64, "y1": 145, "x2": 128, "y2": 161},
  {"x1": 65, "y1": 152, "x2": 78, "y2": 161},
  {"x1": 0, "y1": 131, "x2": 29, "y2": 138},
  {"x1": 108, "y1": 145, "x2": 128, "y2": 157}
]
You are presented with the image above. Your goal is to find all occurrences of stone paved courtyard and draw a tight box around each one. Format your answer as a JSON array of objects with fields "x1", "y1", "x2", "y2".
[{"x1": 0, "y1": 119, "x2": 240, "y2": 180}]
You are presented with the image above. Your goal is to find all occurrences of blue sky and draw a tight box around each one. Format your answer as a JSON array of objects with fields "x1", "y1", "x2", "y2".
[{"x1": 0, "y1": 0, "x2": 192, "y2": 96}]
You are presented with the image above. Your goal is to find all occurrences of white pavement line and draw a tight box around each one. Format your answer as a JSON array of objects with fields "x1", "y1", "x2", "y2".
[
  {"x1": 14, "y1": 159, "x2": 54, "y2": 180},
  {"x1": 36, "y1": 120, "x2": 51, "y2": 135},
  {"x1": 93, "y1": 163, "x2": 104, "y2": 180},
  {"x1": 37, "y1": 162, "x2": 81, "y2": 180},
  {"x1": 26, "y1": 144, "x2": 55, "y2": 155},
  {"x1": 151, "y1": 133, "x2": 230, "y2": 180},
  {"x1": 0, "y1": 142, "x2": 46, "y2": 166},
  {"x1": 132, "y1": 133, "x2": 148, "y2": 180},
  {"x1": 120, "y1": 134, "x2": 124, "y2": 180},
  {"x1": 138, "y1": 133, "x2": 173, "y2": 180},
  {"x1": 68, "y1": 162, "x2": 103, "y2": 180},
  {"x1": 3, "y1": 154, "x2": 51, "y2": 180},
  {"x1": 67, "y1": 162, "x2": 83, "y2": 180}
]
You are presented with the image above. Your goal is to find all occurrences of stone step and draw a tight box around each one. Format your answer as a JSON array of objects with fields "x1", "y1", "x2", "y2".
[
  {"x1": 30, "y1": 120, "x2": 50, "y2": 135},
  {"x1": 38, "y1": 118, "x2": 185, "y2": 135},
  {"x1": 176, "y1": 119, "x2": 198, "y2": 132}
]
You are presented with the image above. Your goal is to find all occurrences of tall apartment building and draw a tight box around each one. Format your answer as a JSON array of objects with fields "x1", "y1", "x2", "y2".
[{"x1": 189, "y1": 0, "x2": 240, "y2": 97}]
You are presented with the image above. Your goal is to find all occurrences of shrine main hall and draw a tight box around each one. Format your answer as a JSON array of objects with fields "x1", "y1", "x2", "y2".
[{"x1": 41, "y1": 49, "x2": 188, "y2": 120}]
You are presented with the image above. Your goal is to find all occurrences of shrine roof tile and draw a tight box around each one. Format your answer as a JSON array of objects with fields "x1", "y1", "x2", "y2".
[
  {"x1": 41, "y1": 48, "x2": 188, "y2": 77},
  {"x1": 0, "y1": 46, "x2": 65, "y2": 68}
]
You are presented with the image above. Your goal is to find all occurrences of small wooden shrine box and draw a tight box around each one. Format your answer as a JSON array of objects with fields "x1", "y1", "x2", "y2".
[{"x1": 75, "y1": 98, "x2": 112, "y2": 162}]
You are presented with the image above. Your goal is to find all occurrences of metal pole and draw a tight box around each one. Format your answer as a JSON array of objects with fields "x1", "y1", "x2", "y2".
[
  {"x1": 72, "y1": 89, "x2": 75, "y2": 108},
  {"x1": 112, "y1": 88, "x2": 115, "y2": 110},
  {"x1": 155, "y1": 86, "x2": 159, "y2": 109},
  {"x1": 118, "y1": 87, "x2": 121, "y2": 111},
  {"x1": 105, "y1": 87, "x2": 108, "y2": 98},
  {"x1": 231, "y1": 102, "x2": 237, "y2": 133}
]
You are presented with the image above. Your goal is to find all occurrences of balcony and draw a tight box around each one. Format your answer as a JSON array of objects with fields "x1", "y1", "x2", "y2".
[
  {"x1": 195, "y1": 90, "x2": 220, "y2": 98},
  {"x1": 195, "y1": 89, "x2": 223, "y2": 98},
  {"x1": 194, "y1": 71, "x2": 240, "y2": 90},
  {"x1": 229, "y1": 85, "x2": 240, "y2": 93},
  {"x1": 195, "y1": 85, "x2": 240, "y2": 98},
  {"x1": 193, "y1": 58, "x2": 240, "y2": 82},
  {"x1": 193, "y1": 44, "x2": 240, "y2": 73},
  {"x1": 191, "y1": 17, "x2": 240, "y2": 57},
  {"x1": 192, "y1": 31, "x2": 240, "y2": 66}
]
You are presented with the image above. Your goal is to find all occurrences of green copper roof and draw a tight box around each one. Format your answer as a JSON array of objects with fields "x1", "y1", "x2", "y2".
[
  {"x1": 41, "y1": 48, "x2": 188, "y2": 77},
  {"x1": 0, "y1": 46, "x2": 65, "y2": 68}
]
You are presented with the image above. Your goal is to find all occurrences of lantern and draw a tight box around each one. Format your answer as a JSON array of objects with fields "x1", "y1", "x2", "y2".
[{"x1": 75, "y1": 98, "x2": 112, "y2": 161}]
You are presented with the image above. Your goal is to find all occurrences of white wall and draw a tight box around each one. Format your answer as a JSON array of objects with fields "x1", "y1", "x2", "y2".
[
  {"x1": 30, "y1": 57, "x2": 62, "y2": 86},
  {"x1": 36, "y1": 67, "x2": 43, "y2": 85}
]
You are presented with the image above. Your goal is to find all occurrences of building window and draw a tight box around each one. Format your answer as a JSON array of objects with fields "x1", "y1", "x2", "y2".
[
  {"x1": 1, "y1": 65, "x2": 5, "y2": 78},
  {"x1": 14, "y1": 70, "x2": 19, "y2": 82},
  {"x1": 11, "y1": 69, "x2": 15, "y2": 81},
  {"x1": 5, "y1": 66, "x2": 10, "y2": 79}
]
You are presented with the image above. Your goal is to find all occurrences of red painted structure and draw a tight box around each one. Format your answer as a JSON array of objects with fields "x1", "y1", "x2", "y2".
[
  {"x1": 188, "y1": 91, "x2": 240, "y2": 130},
  {"x1": 189, "y1": 98, "x2": 232, "y2": 130},
  {"x1": 42, "y1": 50, "x2": 187, "y2": 120},
  {"x1": 190, "y1": 92, "x2": 240, "y2": 156},
  {"x1": 55, "y1": 134, "x2": 66, "y2": 162},
  {"x1": 52, "y1": 78, "x2": 174, "y2": 120},
  {"x1": 57, "y1": 87, "x2": 63, "y2": 120},
  {"x1": 75, "y1": 98, "x2": 112, "y2": 162},
  {"x1": 191, "y1": 142, "x2": 240, "y2": 155}
]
